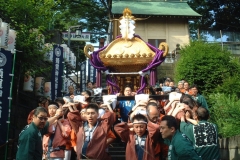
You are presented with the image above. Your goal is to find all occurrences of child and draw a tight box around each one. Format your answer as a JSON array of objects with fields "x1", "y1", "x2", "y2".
[
  {"x1": 114, "y1": 114, "x2": 160, "y2": 160},
  {"x1": 43, "y1": 102, "x2": 71, "y2": 160},
  {"x1": 67, "y1": 103, "x2": 115, "y2": 159}
]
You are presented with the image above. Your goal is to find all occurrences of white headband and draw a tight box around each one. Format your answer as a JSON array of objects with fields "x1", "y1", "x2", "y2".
[{"x1": 133, "y1": 121, "x2": 147, "y2": 124}]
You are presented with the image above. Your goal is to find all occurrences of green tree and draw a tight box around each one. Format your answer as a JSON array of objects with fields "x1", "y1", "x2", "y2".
[
  {"x1": 0, "y1": 0, "x2": 59, "y2": 75},
  {"x1": 188, "y1": 0, "x2": 240, "y2": 39},
  {"x1": 174, "y1": 40, "x2": 240, "y2": 94},
  {"x1": 209, "y1": 93, "x2": 240, "y2": 137}
]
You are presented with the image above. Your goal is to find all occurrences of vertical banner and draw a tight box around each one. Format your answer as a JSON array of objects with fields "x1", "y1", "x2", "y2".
[
  {"x1": 0, "y1": 49, "x2": 12, "y2": 145},
  {"x1": 80, "y1": 61, "x2": 86, "y2": 91},
  {"x1": 88, "y1": 59, "x2": 96, "y2": 83},
  {"x1": 51, "y1": 45, "x2": 63, "y2": 100}
]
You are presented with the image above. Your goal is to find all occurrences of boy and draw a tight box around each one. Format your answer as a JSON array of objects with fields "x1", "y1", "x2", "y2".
[
  {"x1": 114, "y1": 114, "x2": 160, "y2": 160},
  {"x1": 43, "y1": 102, "x2": 71, "y2": 160},
  {"x1": 67, "y1": 103, "x2": 115, "y2": 159}
]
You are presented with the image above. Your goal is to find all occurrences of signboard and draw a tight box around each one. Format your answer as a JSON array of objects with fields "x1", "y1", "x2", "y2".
[
  {"x1": 62, "y1": 32, "x2": 91, "y2": 42},
  {"x1": 0, "y1": 49, "x2": 12, "y2": 145},
  {"x1": 88, "y1": 59, "x2": 96, "y2": 83},
  {"x1": 80, "y1": 61, "x2": 87, "y2": 91},
  {"x1": 51, "y1": 45, "x2": 64, "y2": 100}
]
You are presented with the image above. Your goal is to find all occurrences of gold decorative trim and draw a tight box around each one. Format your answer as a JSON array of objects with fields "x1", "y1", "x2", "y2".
[
  {"x1": 84, "y1": 44, "x2": 94, "y2": 59},
  {"x1": 99, "y1": 37, "x2": 155, "y2": 68},
  {"x1": 159, "y1": 42, "x2": 169, "y2": 57}
]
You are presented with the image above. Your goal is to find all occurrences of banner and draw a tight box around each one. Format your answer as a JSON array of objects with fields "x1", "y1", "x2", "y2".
[
  {"x1": 0, "y1": 49, "x2": 12, "y2": 145},
  {"x1": 51, "y1": 45, "x2": 64, "y2": 100},
  {"x1": 88, "y1": 59, "x2": 96, "y2": 84},
  {"x1": 80, "y1": 61, "x2": 86, "y2": 91}
]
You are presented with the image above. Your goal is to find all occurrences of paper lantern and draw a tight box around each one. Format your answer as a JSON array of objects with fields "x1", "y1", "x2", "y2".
[
  {"x1": 65, "y1": 47, "x2": 70, "y2": 63},
  {"x1": 23, "y1": 71, "x2": 34, "y2": 92},
  {"x1": 61, "y1": 44, "x2": 67, "y2": 61},
  {"x1": 7, "y1": 29, "x2": 16, "y2": 52},
  {"x1": 44, "y1": 82, "x2": 51, "y2": 98},
  {"x1": 0, "y1": 22, "x2": 10, "y2": 47},
  {"x1": 73, "y1": 56, "x2": 76, "y2": 69},
  {"x1": 35, "y1": 77, "x2": 45, "y2": 96},
  {"x1": 70, "y1": 52, "x2": 74, "y2": 67}
]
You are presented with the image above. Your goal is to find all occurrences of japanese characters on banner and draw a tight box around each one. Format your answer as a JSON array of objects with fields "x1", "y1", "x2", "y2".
[
  {"x1": 80, "y1": 60, "x2": 86, "y2": 91},
  {"x1": 51, "y1": 45, "x2": 64, "y2": 100},
  {"x1": 88, "y1": 59, "x2": 96, "y2": 84},
  {"x1": 0, "y1": 49, "x2": 12, "y2": 145}
]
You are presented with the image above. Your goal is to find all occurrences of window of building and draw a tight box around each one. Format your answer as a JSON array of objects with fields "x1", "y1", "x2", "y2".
[{"x1": 148, "y1": 39, "x2": 166, "y2": 48}]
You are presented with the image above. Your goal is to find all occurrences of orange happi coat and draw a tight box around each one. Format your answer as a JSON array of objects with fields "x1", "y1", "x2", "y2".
[
  {"x1": 43, "y1": 119, "x2": 71, "y2": 158},
  {"x1": 67, "y1": 111, "x2": 115, "y2": 160},
  {"x1": 114, "y1": 122, "x2": 160, "y2": 160}
]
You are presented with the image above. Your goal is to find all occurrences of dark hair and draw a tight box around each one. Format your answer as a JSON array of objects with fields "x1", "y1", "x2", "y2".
[
  {"x1": 161, "y1": 115, "x2": 178, "y2": 130},
  {"x1": 91, "y1": 96, "x2": 103, "y2": 105},
  {"x1": 54, "y1": 98, "x2": 65, "y2": 105},
  {"x1": 68, "y1": 85, "x2": 74, "y2": 89},
  {"x1": 83, "y1": 90, "x2": 91, "y2": 97},
  {"x1": 189, "y1": 84, "x2": 198, "y2": 90},
  {"x1": 38, "y1": 96, "x2": 48, "y2": 104},
  {"x1": 48, "y1": 101, "x2": 59, "y2": 108},
  {"x1": 180, "y1": 94, "x2": 198, "y2": 109},
  {"x1": 86, "y1": 103, "x2": 99, "y2": 113},
  {"x1": 196, "y1": 107, "x2": 209, "y2": 120},
  {"x1": 124, "y1": 85, "x2": 132, "y2": 91},
  {"x1": 87, "y1": 81, "x2": 93, "y2": 85},
  {"x1": 33, "y1": 107, "x2": 48, "y2": 116},
  {"x1": 132, "y1": 114, "x2": 148, "y2": 123}
]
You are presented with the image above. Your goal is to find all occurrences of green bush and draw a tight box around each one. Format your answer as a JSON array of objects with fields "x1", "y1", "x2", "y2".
[
  {"x1": 209, "y1": 93, "x2": 240, "y2": 138},
  {"x1": 174, "y1": 40, "x2": 239, "y2": 94}
]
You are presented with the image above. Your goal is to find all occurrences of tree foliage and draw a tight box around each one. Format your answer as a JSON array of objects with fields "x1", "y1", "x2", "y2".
[
  {"x1": 174, "y1": 40, "x2": 240, "y2": 94},
  {"x1": 209, "y1": 93, "x2": 240, "y2": 138},
  {"x1": 188, "y1": 0, "x2": 240, "y2": 32},
  {"x1": 0, "y1": 0, "x2": 112, "y2": 75},
  {"x1": 0, "y1": 0, "x2": 59, "y2": 76}
]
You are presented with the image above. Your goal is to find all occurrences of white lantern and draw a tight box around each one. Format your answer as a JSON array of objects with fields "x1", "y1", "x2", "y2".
[
  {"x1": 69, "y1": 51, "x2": 73, "y2": 67},
  {"x1": 71, "y1": 52, "x2": 74, "y2": 68},
  {"x1": 7, "y1": 29, "x2": 16, "y2": 53},
  {"x1": 44, "y1": 82, "x2": 51, "y2": 98},
  {"x1": 23, "y1": 71, "x2": 34, "y2": 92},
  {"x1": 73, "y1": 56, "x2": 76, "y2": 69},
  {"x1": 0, "y1": 22, "x2": 10, "y2": 47},
  {"x1": 61, "y1": 44, "x2": 67, "y2": 61},
  {"x1": 65, "y1": 47, "x2": 70, "y2": 63},
  {"x1": 35, "y1": 77, "x2": 45, "y2": 96}
]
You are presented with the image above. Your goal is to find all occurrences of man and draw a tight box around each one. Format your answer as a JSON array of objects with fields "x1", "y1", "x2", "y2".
[
  {"x1": 146, "y1": 102, "x2": 168, "y2": 160},
  {"x1": 189, "y1": 84, "x2": 209, "y2": 110},
  {"x1": 183, "y1": 81, "x2": 190, "y2": 94},
  {"x1": 86, "y1": 81, "x2": 94, "y2": 96},
  {"x1": 180, "y1": 107, "x2": 220, "y2": 160},
  {"x1": 67, "y1": 103, "x2": 115, "y2": 159},
  {"x1": 16, "y1": 107, "x2": 63, "y2": 160},
  {"x1": 64, "y1": 85, "x2": 76, "y2": 97},
  {"x1": 146, "y1": 102, "x2": 161, "y2": 124},
  {"x1": 160, "y1": 115, "x2": 201, "y2": 160},
  {"x1": 117, "y1": 86, "x2": 136, "y2": 122}
]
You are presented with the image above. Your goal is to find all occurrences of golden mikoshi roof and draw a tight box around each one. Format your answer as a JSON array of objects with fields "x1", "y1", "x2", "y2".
[{"x1": 98, "y1": 37, "x2": 156, "y2": 72}]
